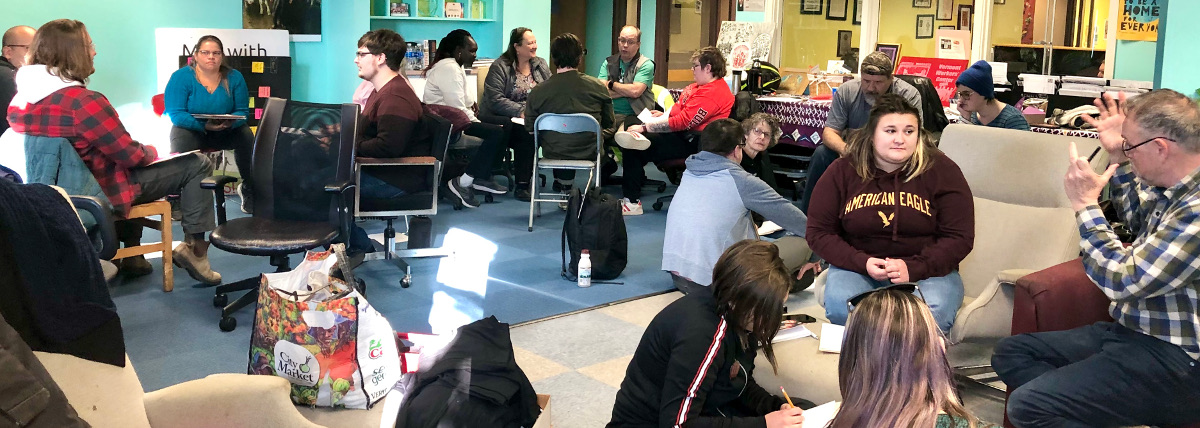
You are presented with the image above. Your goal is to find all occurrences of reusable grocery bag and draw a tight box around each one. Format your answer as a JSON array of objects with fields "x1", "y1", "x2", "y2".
[{"x1": 247, "y1": 245, "x2": 401, "y2": 409}]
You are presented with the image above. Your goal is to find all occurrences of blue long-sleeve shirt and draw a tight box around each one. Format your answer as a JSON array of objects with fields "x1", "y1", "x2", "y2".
[{"x1": 163, "y1": 66, "x2": 250, "y2": 131}]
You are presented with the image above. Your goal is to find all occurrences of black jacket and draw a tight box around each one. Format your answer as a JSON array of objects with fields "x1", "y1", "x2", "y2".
[
  {"x1": 0, "y1": 57, "x2": 16, "y2": 134},
  {"x1": 394, "y1": 316, "x2": 540, "y2": 428},
  {"x1": 608, "y1": 292, "x2": 787, "y2": 428}
]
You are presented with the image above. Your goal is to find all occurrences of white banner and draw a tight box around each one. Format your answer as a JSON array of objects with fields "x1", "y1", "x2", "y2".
[{"x1": 154, "y1": 28, "x2": 290, "y2": 93}]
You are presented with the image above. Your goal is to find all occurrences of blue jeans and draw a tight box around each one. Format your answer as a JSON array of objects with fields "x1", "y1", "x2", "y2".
[
  {"x1": 823, "y1": 266, "x2": 964, "y2": 332},
  {"x1": 994, "y1": 322, "x2": 1200, "y2": 427},
  {"x1": 359, "y1": 173, "x2": 407, "y2": 200}
]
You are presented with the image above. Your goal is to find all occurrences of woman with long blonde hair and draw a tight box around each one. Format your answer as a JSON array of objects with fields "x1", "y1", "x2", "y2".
[{"x1": 830, "y1": 287, "x2": 986, "y2": 428}]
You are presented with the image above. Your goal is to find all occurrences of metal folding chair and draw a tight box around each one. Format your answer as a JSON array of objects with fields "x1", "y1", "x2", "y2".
[{"x1": 528, "y1": 113, "x2": 603, "y2": 232}]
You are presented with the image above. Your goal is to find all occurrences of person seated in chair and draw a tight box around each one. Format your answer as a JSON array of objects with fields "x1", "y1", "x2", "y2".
[
  {"x1": 806, "y1": 94, "x2": 973, "y2": 333},
  {"x1": 8, "y1": 19, "x2": 221, "y2": 284},
  {"x1": 662, "y1": 118, "x2": 809, "y2": 295},
  {"x1": 597, "y1": 25, "x2": 655, "y2": 147},
  {"x1": 523, "y1": 32, "x2": 614, "y2": 196},
  {"x1": 799, "y1": 51, "x2": 923, "y2": 214},
  {"x1": 610, "y1": 240, "x2": 810, "y2": 428},
  {"x1": 953, "y1": 60, "x2": 1029, "y2": 131},
  {"x1": 829, "y1": 286, "x2": 987, "y2": 427},
  {"x1": 616, "y1": 46, "x2": 733, "y2": 216},
  {"x1": 164, "y1": 35, "x2": 256, "y2": 213},
  {"x1": 480, "y1": 27, "x2": 551, "y2": 201},
  {"x1": 993, "y1": 90, "x2": 1200, "y2": 427},
  {"x1": 423, "y1": 29, "x2": 509, "y2": 207}
]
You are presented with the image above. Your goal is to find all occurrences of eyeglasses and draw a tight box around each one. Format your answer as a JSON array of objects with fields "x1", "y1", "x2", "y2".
[
  {"x1": 1122, "y1": 136, "x2": 1173, "y2": 153},
  {"x1": 846, "y1": 283, "x2": 926, "y2": 312},
  {"x1": 355, "y1": 51, "x2": 376, "y2": 58},
  {"x1": 750, "y1": 129, "x2": 770, "y2": 137},
  {"x1": 196, "y1": 50, "x2": 223, "y2": 57},
  {"x1": 690, "y1": 63, "x2": 703, "y2": 70},
  {"x1": 956, "y1": 90, "x2": 975, "y2": 100},
  {"x1": 617, "y1": 38, "x2": 638, "y2": 45}
]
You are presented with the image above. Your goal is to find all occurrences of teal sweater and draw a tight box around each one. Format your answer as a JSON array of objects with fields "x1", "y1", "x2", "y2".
[{"x1": 164, "y1": 66, "x2": 250, "y2": 131}]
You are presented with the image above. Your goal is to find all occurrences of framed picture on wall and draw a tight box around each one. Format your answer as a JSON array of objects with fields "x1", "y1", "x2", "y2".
[
  {"x1": 837, "y1": 30, "x2": 853, "y2": 56},
  {"x1": 912, "y1": 0, "x2": 932, "y2": 8},
  {"x1": 995, "y1": 0, "x2": 1005, "y2": 3},
  {"x1": 801, "y1": 0, "x2": 822, "y2": 14},
  {"x1": 958, "y1": 4, "x2": 974, "y2": 31},
  {"x1": 827, "y1": 0, "x2": 848, "y2": 20},
  {"x1": 875, "y1": 43, "x2": 901, "y2": 68},
  {"x1": 936, "y1": 0, "x2": 953, "y2": 20},
  {"x1": 853, "y1": 0, "x2": 863, "y2": 25},
  {"x1": 939, "y1": 25, "x2": 955, "y2": 30},
  {"x1": 916, "y1": 14, "x2": 934, "y2": 39}
]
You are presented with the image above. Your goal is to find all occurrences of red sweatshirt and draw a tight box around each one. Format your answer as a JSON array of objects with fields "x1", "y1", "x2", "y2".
[
  {"x1": 806, "y1": 152, "x2": 974, "y2": 281},
  {"x1": 666, "y1": 79, "x2": 733, "y2": 132}
]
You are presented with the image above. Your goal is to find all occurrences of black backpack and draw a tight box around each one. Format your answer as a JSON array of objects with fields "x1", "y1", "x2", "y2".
[
  {"x1": 732, "y1": 90, "x2": 761, "y2": 122},
  {"x1": 561, "y1": 186, "x2": 628, "y2": 281}
]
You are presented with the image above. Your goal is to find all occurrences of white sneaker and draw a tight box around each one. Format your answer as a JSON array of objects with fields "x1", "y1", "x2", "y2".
[
  {"x1": 621, "y1": 198, "x2": 643, "y2": 216},
  {"x1": 614, "y1": 131, "x2": 651, "y2": 151}
]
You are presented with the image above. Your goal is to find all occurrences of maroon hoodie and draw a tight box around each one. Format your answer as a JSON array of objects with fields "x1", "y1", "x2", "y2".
[{"x1": 806, "y1": 151, "x2": 974, "y2": 281}]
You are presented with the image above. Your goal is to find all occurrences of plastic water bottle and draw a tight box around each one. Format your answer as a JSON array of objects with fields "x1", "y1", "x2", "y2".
[{"x1": 578, "y1": 250, "x2": 592, "y2": 288}]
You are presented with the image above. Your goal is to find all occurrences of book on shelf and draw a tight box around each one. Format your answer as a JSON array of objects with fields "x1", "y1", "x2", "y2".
[
  {"x1": 469, "y1": 0, "x2": 486, "y2": 19},
  {"x1": 389, "y1": 1, "x2": 410, "y2": 16},
  {"x1": 444, "y1": 2, "x2": 463, "y2": 18}
]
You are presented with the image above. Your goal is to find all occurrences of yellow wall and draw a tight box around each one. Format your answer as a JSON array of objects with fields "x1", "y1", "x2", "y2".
[
  {"x1": 991, "y1": 0, "x2": 1025, "y2": 45},
  {"x1": 779, "y1": 0, "x2": 860, "y2": 69},
  {"x1": 878, "y1": 0, "x2": 975, "y2": 59},
  {"x1": 673, "y1": 0, "x2": 705, "y2": 53}
]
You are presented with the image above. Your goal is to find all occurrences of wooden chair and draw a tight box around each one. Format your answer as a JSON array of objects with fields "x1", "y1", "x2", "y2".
[{"x1": 114, "y1": 201, "x2": 174, "y2": 291}]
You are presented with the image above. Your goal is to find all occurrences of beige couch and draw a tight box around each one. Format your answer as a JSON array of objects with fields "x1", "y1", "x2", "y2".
[
  {"x1": 755, "y1": 124, "x2": 1110, "y2": 404},
  {"x1": 35, "y1": 351, "x2": 394, "y2": 428}
]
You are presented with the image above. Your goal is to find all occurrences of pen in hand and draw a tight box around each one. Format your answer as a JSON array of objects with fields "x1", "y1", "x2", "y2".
[
  {"x1": 1087, "y1": 146, "x2": 1102, "y2": 162},
  {"x1": 780, "y1": 386, "x2": 796, "y2": 408}
]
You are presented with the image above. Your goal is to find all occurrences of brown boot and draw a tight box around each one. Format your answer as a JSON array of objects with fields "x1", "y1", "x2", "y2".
[{"x1": 172, "y1": 243, "x2": 222, "y2": 285}]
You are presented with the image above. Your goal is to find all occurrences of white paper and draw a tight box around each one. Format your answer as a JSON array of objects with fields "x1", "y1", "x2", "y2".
[
  {"x1": 826, "y1": 60, "x2": 845, "y2": 73},
  {"x1": 1019, "y1": 74, "x2": 1059, "y2": 95},
  {"x1": 801, "y1": 401, "x2": 841, "y2": 428},
  {"x1": 987, "y1": 61, "x2": 1009, "y2": 85},
  {"x1": 818, "y1": 323, "x2": 845, "y2": 353},
  {"x1": 637, "y1": 108, "x2": 657, "y2": 124},
  {"x1": 757, "y1": 221, "x2": 783, "y2": 236},
  {"x1": 755, "y1": 96, "x2": 805, "y2": 103},
  {"x1": 511, "y1": 116, "x2": 525, "y2": 125},
  {"x1": 772, "y1": 324, "x2": 817, "y2": 343}
]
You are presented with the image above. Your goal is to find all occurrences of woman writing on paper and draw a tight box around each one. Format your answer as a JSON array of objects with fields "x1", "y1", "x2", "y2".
[
  {"x1": 609, "y1": 240, "x2": 809, "y2": 428},
  {"x1": 164, "y1": 35, "x2": 255, "y2": 213},
  {"x1": 830, "y1": 287, "x2": 988, "y2": 427},
  {"x1": 806, "y1": 93, "x2": 974, "y2": 333}
]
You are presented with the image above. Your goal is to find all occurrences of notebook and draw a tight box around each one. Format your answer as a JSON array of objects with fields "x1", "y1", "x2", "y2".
[{"x1": 192, "y1": 113, "x2": 246, "y2": 121}]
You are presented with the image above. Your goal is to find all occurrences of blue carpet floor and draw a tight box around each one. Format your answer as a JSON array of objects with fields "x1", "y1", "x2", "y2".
[{"x1": 111, "y1": 176, "x2": 675, "y2": 392}]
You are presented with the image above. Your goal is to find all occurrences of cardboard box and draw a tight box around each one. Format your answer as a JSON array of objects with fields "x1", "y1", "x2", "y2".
[{"x1": 532, "y1": 394, "x2": 552, "y2": 428}]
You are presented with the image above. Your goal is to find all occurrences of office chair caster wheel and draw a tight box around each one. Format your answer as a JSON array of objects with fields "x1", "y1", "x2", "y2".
[
  {"x1": 213, "y1": 293, "x2": 228, "y2": 307},
  {"x1": 653, "y1": 201, "x2": 664, "y2": 211},
  {"x1": 400, "y1": 275, "x2": 411, "y2": 288},
  {"x1": 219, "y1": 316, "x2": 237, "y2": 332},
  {"x1": 484, "y1": 194, "x2": 494, "y2": 203},
  {"x1": 657, "y1": 184, "x2": 667, "y2": 193}
]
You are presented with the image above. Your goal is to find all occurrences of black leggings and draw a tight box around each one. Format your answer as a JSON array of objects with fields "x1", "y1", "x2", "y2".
[
  {"x1": 620, "y1": 131, "x2": 698, "y2": 202},
  {"x1": 169, "y1": 125, "x2": 255, "y2": 190},
  {"x1": 462, "y1": 122, "x2": 507, "y2": 180}
]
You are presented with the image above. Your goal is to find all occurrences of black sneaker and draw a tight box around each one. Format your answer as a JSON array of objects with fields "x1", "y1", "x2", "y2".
[
  {"x1": 472, "y1": 179, "x2": 509, "y2": 195},
  {"x1": 118, "y1": 255, "x2": 154, "y2": 279},
  {"x1": 237, "y1": 183, "x2": 254, "y2": 214},
  {"x1": 514, "y1": 186, "x2": 532, "y2": 202},
  {"x1": 447, "y1": 179, "x2": 480, "y2": 208}
]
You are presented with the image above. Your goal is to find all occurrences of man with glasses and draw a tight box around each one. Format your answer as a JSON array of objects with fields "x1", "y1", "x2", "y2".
[
  {"x1": 1, "y1": 25, "x2": 35, "y2": 134},
  {"x1": 598, "y1": 26, "x2": 655, "y2": 145},
  {"x1": 993, "y1": 89, "x2": 1200, "y2": 427},
  {"x1": 799, "y1": 51, "x2": 922, "y2": 214},
  {"x1": 662, "y1": 118, "x2": 808, "y2": 295}
]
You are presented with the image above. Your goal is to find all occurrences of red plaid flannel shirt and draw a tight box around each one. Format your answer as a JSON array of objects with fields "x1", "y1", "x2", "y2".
[{"x1": 8, "y1": 86, "x2": 157, "y2": 215}]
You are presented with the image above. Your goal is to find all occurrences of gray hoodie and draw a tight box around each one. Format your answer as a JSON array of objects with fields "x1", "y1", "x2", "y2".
[{"x1": 663, "y1": 151, "x2": 808, "y2": 285}]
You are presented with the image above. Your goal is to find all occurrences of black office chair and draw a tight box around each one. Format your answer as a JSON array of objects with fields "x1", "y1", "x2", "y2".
[
  {"x1": 201, "y1": 98, "x2": 359, "y2": 332},
  {"x1": 354, "y1": 111, "x2": 456, "y2": 287},
  {"x1": 896, "y1": 74, "x2": 950, "y2": 135}
]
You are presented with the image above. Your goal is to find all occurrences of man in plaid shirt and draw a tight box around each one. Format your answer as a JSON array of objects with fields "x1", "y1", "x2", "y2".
[
  {"x1": 7, "y1": 20, "x2": 221, "y2": 285},
  {"x1": 993, "y1": 89, "x2": 1200, "y2": 427}
]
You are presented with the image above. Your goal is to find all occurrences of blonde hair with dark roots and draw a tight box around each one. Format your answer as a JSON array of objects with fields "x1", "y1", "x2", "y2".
[
  {"x1": 844, "y1": 93, "x2": 938, "y2": 182},
  {"x1": 830, "y1": 289, "x2": 982, "y2": 428},
  {"x1": 28, "y1": 19, "x2": 94, "y2": 84},
  {"x1": 710, "y1": 240, "x2": 791, "y2": 374}
]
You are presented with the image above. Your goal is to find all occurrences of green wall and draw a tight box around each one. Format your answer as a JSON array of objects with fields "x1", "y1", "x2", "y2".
[
  {"x1": 1157, "y1": 0, "x2": 1199, "y2": 95},
  {"x1": 1114, "y1": 40, "x2": 1157, "y2": 82}
]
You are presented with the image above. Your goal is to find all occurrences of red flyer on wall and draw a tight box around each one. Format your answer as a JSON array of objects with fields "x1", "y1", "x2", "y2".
[{"x1": 894, "y1": 56, "x2": 968, "y2": 107}]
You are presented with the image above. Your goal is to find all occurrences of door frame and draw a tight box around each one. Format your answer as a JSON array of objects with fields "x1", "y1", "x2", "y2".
[{"x1": 653, "y1": 0, "x2": 732, "y2": 85}]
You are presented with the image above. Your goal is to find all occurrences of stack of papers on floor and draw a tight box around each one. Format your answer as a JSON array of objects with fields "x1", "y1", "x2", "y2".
[{"x1": 772, "y1": 324, "x2": 817, "y2": 343}]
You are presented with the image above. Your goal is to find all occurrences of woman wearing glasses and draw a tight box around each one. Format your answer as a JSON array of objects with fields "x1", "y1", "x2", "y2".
[
  {"x1": 953, "y1": 60, "x2": 1029, "y2": 131},
  {"x1": 164, "y1": 35, "x2": 255, "y2": 213},
  {"x1": 806, "y1": 93, "x2": 974, "y2": 332},
  {"x1": 831, "y1": 287, "x2": 987, "y2": 427},
  {"x1": 610, "y1": 240, "x2": 809, "y2": 428}
]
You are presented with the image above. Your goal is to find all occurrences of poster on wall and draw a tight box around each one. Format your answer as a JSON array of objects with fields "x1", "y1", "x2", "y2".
[
  {"x1": 243, "y1": 0, "x2": 322, "y2": 42},
  {"x1": 894, "y1": 56, "x2": 968, "y2": 106},
  {"x1": 737, "y1": 0, "x2": 766, "y2": 12},
  {"x1": 936, "y1": 29, "x2": 971, "y2": 60},
  {"x1": 716, "y1": 21, "x2": 774, "y2": 71},
  {"x1": 154, "y1": 28, "x2": 291, "y2": 93},
  {"x1": 1117, "y1": 0, "x2": 1160, "y2": 41}
]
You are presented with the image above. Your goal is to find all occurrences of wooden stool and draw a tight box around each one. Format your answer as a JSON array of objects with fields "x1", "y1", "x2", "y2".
[{"x1": 114, "y1": 200, "x2": 173, "y2": 292}]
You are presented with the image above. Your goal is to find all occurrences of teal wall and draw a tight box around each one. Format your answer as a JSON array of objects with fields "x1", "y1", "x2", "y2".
[
  {"x1": 1114, "y1": 40, "x2": 1157, "y2": 82},
  {"x1": 1157, "y1": 0, "x2": 1200, "y2": 95},
  {"x1": 585, "y1": 0, "x2": 615, "y2": 76},
  {"x1": 501, "y1": 0, "x2": 552, "y2": 59}
]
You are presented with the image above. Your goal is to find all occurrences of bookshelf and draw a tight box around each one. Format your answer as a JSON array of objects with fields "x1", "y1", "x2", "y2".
[{"x1": 370, "y1": 0, "x2": 503, "y2": 58}]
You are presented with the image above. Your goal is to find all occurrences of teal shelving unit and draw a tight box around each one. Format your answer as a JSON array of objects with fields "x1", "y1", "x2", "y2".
[{"x1": 371, "y1": 0, "x2": 503, "y2": 58}]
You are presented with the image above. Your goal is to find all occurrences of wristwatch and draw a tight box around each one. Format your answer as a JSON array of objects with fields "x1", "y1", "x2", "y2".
[{"x1": 608, "y1": 80, "x2": 616, "y2": 91}]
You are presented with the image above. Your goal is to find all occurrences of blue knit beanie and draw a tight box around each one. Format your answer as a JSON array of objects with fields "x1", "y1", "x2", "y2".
[{"x1": 956, "y1": 60, "x2": 994, "y2": 99}]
